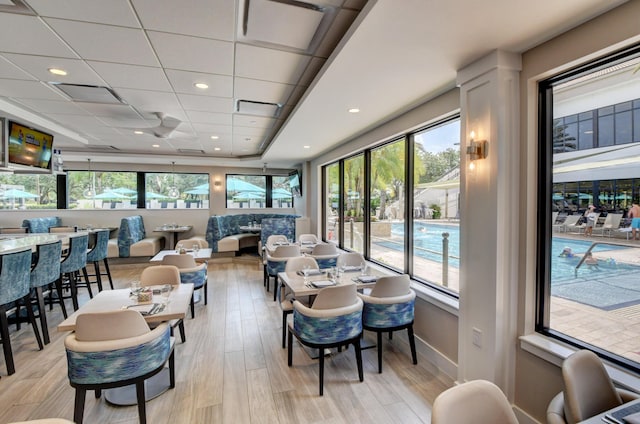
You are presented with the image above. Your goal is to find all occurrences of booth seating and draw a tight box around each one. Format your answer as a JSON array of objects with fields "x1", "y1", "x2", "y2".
[
  {"x1": 109, "y1": 216, "x2": 164, "y2": 258},
  {"x1": 205, "y1": 214, "x2": 299, "y2": 254},
  {"x1": 22, "y1": 217, "x2": 61, "y2": 233}
]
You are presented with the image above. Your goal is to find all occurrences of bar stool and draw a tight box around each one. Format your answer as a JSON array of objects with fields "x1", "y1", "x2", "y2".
[
  {"x1": 0, "y1": 248, "x2": 43, "y2": 376},
  {"x1": 29, "y1": 240, "x2": 63, "y2": 344},
  {"x1": 81, "y1": 229, "x2": 113, "y2": 292},
  {"x1": 57, "y1": 234, "x2": 89, "y2": 312}
]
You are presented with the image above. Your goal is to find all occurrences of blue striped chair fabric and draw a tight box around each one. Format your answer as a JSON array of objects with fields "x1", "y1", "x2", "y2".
[
  {"x1": 29, "y1": 240, "x2": 64, "y2": 345},
  {"x1": 60, "y1": 234, "x2": 88, "y2": 274}
]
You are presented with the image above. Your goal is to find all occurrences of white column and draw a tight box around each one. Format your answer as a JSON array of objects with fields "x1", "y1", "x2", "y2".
[{"x1": 456, "y1": 50, "x2": 521, "y2": 398}]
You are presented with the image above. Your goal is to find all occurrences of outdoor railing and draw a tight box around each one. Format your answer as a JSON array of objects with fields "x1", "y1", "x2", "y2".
[{"x1": 574, "y1": 240, "x2": 639, "y2": 276}]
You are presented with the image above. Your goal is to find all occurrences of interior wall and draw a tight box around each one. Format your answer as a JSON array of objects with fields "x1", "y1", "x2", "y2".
[{"x1": 515, "y1": 2, "x2": 640, "y2": 422}]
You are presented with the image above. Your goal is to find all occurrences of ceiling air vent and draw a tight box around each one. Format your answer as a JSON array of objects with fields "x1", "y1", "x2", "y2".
[
  {"x1": 90, "y1": 145, "x2": 120, "y2": 151},
  {"x1": 50, "y1": 83, "x2": 125, "y2": 105},
  {"x1": 178, "y1": 149, "x2": 205, "y2": 154},
  {"x1": 237, "y1": 99, "x2": 282, "y2": 117},
  {"x1": 241, "y1": 0, "x2": 335, "y2": 53}
]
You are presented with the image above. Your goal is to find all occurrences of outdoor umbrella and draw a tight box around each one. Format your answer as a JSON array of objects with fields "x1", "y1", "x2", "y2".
[
  {"x1": 145, "y1": 191, "x2": 168, "y2": 199},
  {"x1": 111, "y1": 187, "x2": 137, "y2": 195},
  {"x1": 226, "y1": 177, "x2": 265, "y2": 193},
  {"x1": 272, "y1": 188, "x2": 292, "y2": 199},
  {"x1": 0, "y1": 188, "x2": 38, "y2": 199},
  {"x1": 185, "y1": 187, "x2": 209, "y2": 195},
  {"x1": 93, "y1": 191, "x2": 131, "y2": 199}
]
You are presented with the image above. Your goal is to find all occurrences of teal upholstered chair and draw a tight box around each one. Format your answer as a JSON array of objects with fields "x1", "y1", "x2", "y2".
[
  {"x1": 0, "y1": 248, "x2": 43, "y2": 375},
  {"x1": 358, "y1": 274, "x2": 417, "y2": 373},
  {"x1": 309, "y1": 243, "x2": 339, "y2": 269},
  {"x1": 64, "y1": 310, "x2": 174, "y2": 424},
  {"x1": 82, "y1": 229, "x2": 113, "y2": 292},
  {"x1": 161, "y1": 254, "x2": 207, "y2": 318},
  {"x1": 30, "y1": 240, "x2": 63, "y2": 344},
  {"x1": 266, "y1": 245, "x2": 300, "y2": 301},
  {"x1": 58, "y1": 234, "x2": 89, "y2": 311},
  {"x1": 140, "y1": 265, "x2": 186, "y2": 343},
  {"x1": 287, "y1": 283, "x2": 364, "y2": 396},
  {"x1": 279, "y1": 256, "x2": 318, "y2": 348}
]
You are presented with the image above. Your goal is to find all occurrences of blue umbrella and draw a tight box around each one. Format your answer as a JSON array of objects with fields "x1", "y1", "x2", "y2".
[
  {"x1": 185, "y1": 187, "x2": 209, "y2": 195},
  {"x1": 0, "y1": 188, "x2": 38, "y2": 199},
  {"x1": 145, "y1": 191, "x2": 168, "y2": 199},
  {"x1": 226, "y1": 177, "x2": 265, "y2": 193},
  {"x1": 111, "y1": 187, "x2": 137, "y2": 195}
]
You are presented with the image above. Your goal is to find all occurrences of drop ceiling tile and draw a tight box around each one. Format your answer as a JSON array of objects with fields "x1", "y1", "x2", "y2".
[
  {"x1": 231, "y1": 126, "x2": 270, "y2": 138},
  {"x1": 191, "y1": 122, "x2": 232, "y2": 135},
  {"x1": 235, "y1": 43, "x2": 311, "y2": 85},
  {"x1": 148, "y1": 31, "x2": 233, "y2": 75},
  {"x1": 88, "y1": 62, "x2": 172, "y2": 92},
  {"x1": 233, "y1": 77, "x2": 294, "y2": 105},
  {"x1": 165, "y1": 69, "x2": 233, "y2": 97},
  {"x1": 26, "y1": 0, "x2": 140, "y2": 27},
  {"x1": 0, "y1": 13, "x2": 78, "y2": 57},
  {"x1": 0, "y1": 79, "x2": 65, "y2": 100},
  {"x1": 177, "y1": 94, "x2": 233, "y2": 113},
  {"x1": 132, "y1": 0, "x2": 235, "y2": 41},
  {"x1": 233, "y1": 114, "x2": 275, "y2": 129},
  {"x1": 186, "y1": 110, "x2": 232, "y2": 126},
  {"x1": 76, "y1": 103, "x2": 142, "y2": 119},
  {"x1": 0, "y1": 55, "x2": 36, "y2": 80},
  {"x1": 46, "y1": 114, "x2": 107, "y2": 130},
  {"x1": 14, "y1": 98, "x2": 89, "y2": 115},
  {"x1": 45, "y1": 18, "x2": 159, "y2": 66},
  {"x1": 3, "y1": 54, "x2": 105, "y2": 85}
]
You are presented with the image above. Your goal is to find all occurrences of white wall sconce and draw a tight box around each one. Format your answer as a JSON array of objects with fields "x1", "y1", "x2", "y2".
[
  {"x1": 466, "y1": 131, "x2": 488, "y2": 170},
  {"x1": 213, "y1": 179, "x2": 222, "y2": 190}
]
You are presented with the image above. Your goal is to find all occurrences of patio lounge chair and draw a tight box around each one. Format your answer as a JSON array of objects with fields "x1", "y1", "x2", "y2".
[
  {"x1": 592, "y1": 213, "x2": 623, "y2": 237},
  {"x1": 554, "y1": 214, "x2": 581, "y2": 233}
]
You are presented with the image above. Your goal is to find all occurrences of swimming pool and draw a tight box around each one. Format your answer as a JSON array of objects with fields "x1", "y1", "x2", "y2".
[{"x1": 380, "y1": 222, "x2": 638, "y2": 281}]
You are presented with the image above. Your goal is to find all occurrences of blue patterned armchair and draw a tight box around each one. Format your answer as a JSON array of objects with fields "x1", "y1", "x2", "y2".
[
  {"x1": 64, "y1": 310, "x2": 174, "y2": 424},
  {"x1": 287, "y1": 283, "x2": 364, "y2": 395},
  {"x1": 161, "y1": 254, "x2": 207, "y2": 318},
  {"x1": 358, "y1": 274, "x2": 417, "y2": 373},
  {"x1": 22, "y1": 216, "x2": 61, "y2": 233},
  {"x1": 265, "y1": 244, "x2": 300, "y2": 300}
]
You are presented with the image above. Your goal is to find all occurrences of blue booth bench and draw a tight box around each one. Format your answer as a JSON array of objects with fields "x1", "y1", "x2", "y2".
[
  {"x1": 206, "y1": 214, "x2": 299, "y2": 254},
  {"x1": 107, "y1": 215, "x2": 164, "y2": 258},
  {"x1": 22, "y1": 216, "x2": 62, "y2": 233}
]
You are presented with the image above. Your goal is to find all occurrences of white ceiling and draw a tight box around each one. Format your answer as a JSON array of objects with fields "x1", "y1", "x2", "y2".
[{"x1": 0, "y1": 0, "x2": 627, "y2": 170}]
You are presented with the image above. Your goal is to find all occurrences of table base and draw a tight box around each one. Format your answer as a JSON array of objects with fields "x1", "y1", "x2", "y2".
[{"x1": 104, "y1": 367, "x2": 171, "y2": 406}]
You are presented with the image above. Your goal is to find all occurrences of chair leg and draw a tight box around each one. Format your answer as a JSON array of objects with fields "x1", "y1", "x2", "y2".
[
  {"x1": 319, "y1": 347, "x2": 325, "y2": 396},
  {"x1": 204, "y1": 282, "x2": 208, "y2": 305},
  {"x1": 68, "y1": 273, "x2": 79, "y2": 311},
  {"x1": 73, "y1": 388, "x2": 86, "y2": 424},
  {"x1": 178, "y1": 320, "x2": 186, "y2": 343},
  {"x1": 93, "y1": 261, "x2": 104, "y2": 292},
  {"x1": 169, "y1": 349, "x2": 176, "y2": 389},
  {"x1": 35, "y1": 287, "x2": 50, "y2": 345},
  {"x1": 24, "y1": 295, "x2": 43, "y2": 351},
  {"x1": 83, "y1": 267, "x2": 94, "y2": 298},
  {"x1": 354, "y1": 338, "x2": 364, "y2": 382},
  {"x1": 54, "y1": 279, "x2": 68, "y2": 319},
  {"x1": 135, "y1": 381, "x2": 147, "y2": 424},
  {"x1": 0, "y1": 306, "x2": 15, "y2": 375},
  {"x1": 408, "y1": 325, "x2": 417, "y2": 365},
  {"x1": 190, "y1": 295, "x2": 195, "y2": 319},
  {"x1": 273, "y1": 279, "x2": 279, "y2": 301},
  {"x1": 103, "y1": 258, "x2": 114, "y2": 290},
  {"x1": 282, "y1": 312, "x2": 287, "y2": 349},
  {"x1": 287, "y1": 329, "x2": 293, "y2": 366},
  {"x1": 377, "y1": 331, "x2": 383, "y2": 373}
]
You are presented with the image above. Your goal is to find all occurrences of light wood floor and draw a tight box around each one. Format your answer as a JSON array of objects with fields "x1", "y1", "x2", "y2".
[{"x1": 0, "y1": 257, "x2": 453, "y2": 424}]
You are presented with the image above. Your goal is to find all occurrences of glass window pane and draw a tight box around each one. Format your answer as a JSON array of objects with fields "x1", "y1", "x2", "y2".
[
  {"x1": 226, "y1": 175, "x2": 266, "y2": 209},
  {"x1": 324, "y1": 163, "x2": 340, "y2": 243},
  {"x1": 68, "y1": 170, "x2": 136, "y2": 209},
  {"x1": 343, "y1": 155, "x2": 364, "y2": 252},
  {"x1": 145, "y1": 173, "x2": 209, "y2": 209},
  {"x1": 272, "y1": 175, "x2": 293, "y2": 209},
  {"x1": 578, "y1": 119, "x2": 593, "y2": 149},
  {"x1": 412, "y1": 118, "x2": 460, "y2": 292},
  {"x1": 546, "y1": 53, "x2": 640, "y2": 367},
  {"x1": 0, "y1": 174, "x2": 57, "y2": 210},
  {"x1": 634, "y1": 109, "x2": 640, "y2": 142},
  {"x1": 370, "y1": 139, "x2": 405, "y2": 271}
]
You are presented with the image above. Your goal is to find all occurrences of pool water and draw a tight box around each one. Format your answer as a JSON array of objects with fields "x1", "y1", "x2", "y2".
[{"x1": 379, "y1": 222, "x2": 638, "y2": 280}]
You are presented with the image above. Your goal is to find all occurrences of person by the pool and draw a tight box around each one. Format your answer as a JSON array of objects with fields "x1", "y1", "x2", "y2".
[
  {"x1": 583, "y1": 204, "x2": 597, "y2": 236},
  {"x1": 630, "y1": 202, "x2": 640, "y2": 241},
  {"x1": 559, "y1": 247, "x2": 574, "y2": 258}
]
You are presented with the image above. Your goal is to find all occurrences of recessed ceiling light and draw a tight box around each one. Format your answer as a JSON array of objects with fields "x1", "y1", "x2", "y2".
[
  {"x1": 210, "y1": 135, "x2": 219, "y2": 140},
  {"x1": 348, "y1": 108, "x2": 360, "y2": 113},
  {"x1": 214, "y1": 147, "x2": 221, "y2": 151},
  {"x1": 152, "y1": 144, "x2": 159, "y2": 148},
  {"x1": 134, "y1": 130, "x2": 144, "y2": 135},
  {"x1": 48, "y1": 68, "x2": 67, "y2": 76},
  {"x1": 194, "y1": 82, "x2": 209, "y2": 89},
  {"x1": 303, "y1": 145, "x2": 310, "y2": 149}
]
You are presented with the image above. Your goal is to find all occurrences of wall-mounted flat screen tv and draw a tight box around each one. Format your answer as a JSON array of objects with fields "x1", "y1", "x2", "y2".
[
  {"x1": 7, "y1": 121, "x2": 54, "y2": 172},
  {"x1": 289, "y1": 170, "x2": 301, "y2": 197}
]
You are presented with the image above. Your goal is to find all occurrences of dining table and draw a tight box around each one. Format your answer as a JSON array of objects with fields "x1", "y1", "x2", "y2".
[
  {"x1": 149, "y1": 248, "x2": 212, "y2": 263},
  {"x1": 153, "y1": 225, "x2": 193, "y2": 250},
  {"x1": 57, "y1": 283, "x2": 194, "y2": 405}
]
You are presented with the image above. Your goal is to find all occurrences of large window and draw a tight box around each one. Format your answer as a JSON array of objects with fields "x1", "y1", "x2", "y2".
[
  {"x1": 0, "y1": 174, "x2": 57, "y2": 210},
  {"x1": 67, "y1": 170, "x2": 137, "y2": 210},
  {"x1": 539, "y1": 46, "x2": 640, "y2": 370},
  {"x1": 322, "y1": 116, "x2": 461, "y2": 295},
  {"x1": 145, "y1": 172, "x2": 209, "y2": 209}
]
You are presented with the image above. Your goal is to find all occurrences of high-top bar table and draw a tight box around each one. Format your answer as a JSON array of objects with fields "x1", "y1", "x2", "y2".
[{"x1": 0, "y1": 232, "x2": 81, "y2": 253}]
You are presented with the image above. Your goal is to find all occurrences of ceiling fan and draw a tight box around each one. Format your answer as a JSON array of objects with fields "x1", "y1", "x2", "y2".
[{"x1": 132, "y1": 112, "x2": 193, "y2": 139}]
